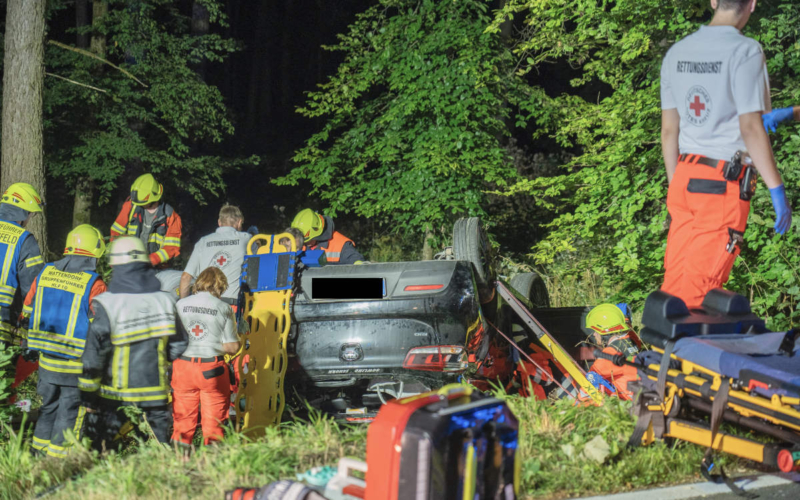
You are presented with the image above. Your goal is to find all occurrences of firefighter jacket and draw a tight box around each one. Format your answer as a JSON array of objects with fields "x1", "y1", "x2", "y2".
[
  {"x1": 110, "y1": 199, "x2": 182, "y2": 267},
  {"x1": 306, "y1": 216, "x2": 364, "y2": 265},
  {"x1": 23, "y1": 256, "x2": 107, "y2": 385},
  {"x1": 0, "y1": 205, "x2": 44, "y2": 341},
  {"x1": 78, "y1": 262, "x2": 187, "y2": 408}
]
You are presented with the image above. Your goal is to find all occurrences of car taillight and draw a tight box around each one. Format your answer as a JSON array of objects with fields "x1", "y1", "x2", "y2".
[
  {"x1": 403, "y1": 345, "x2": 467, "y2": 372},
  {"x1": 404, "y1": 284, "x2": 444, "y2": 292}
]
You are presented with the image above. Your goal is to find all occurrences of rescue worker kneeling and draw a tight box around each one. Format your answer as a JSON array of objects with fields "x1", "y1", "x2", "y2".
[
  {"x1": 583, "y1": 304, "x2": 641, "y2": 400},
  {"x1": 172, "y1": 267, "x2": 240, "y2": 447},
  {"x1": 23, "y1": 225, "x2": 107, "y2": 456},
  {"x1": 79, "y1": 237, "x2": 187, "y2": 449}
]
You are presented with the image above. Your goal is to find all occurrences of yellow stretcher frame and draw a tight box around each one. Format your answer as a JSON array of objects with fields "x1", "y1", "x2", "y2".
[
  {"x1": 636, "y1": 346, "x2": 800, "y2": 469},
  {"x1": 233, "y1": 233, "x2": 297, "y2": 435}
]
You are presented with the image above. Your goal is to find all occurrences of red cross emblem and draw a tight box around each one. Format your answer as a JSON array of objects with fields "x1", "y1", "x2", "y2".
[
  {"x1": 191, "y1": 324, "x2": 204, "y2": 337},
  {"x1": 216, "y1": 255, "x2": 227, "y2": 266},
  {"x1": 689, "y1": 95, "x2": 706, "y2": 117}
]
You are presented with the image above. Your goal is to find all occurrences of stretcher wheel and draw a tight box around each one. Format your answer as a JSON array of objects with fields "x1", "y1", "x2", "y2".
[{"x1": 777, "y1": 449, "x2": 799, "y2": 473}]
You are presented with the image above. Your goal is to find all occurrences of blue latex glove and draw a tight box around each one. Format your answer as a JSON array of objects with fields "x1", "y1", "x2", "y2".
[
  {"x1": 769, "y1": 184, "x2": 792, "y2": 235},
  {"x1": 246, "y1": 225, "x2": 259, "y2": 236},
  {"x1": 762, "y1": 107, "x2": 795, "y2": 133}
]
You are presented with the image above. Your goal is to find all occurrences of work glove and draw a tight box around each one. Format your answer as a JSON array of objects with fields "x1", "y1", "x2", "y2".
[
  {"x1": 246, "y1": 225, "x2": 259, "y2": 236},
  {"x1": 763, "y1": 107, "x2": 795, "y2": 133},
  {"x1": 769, "y1": 184, "x2": 792, "y2": 235}
]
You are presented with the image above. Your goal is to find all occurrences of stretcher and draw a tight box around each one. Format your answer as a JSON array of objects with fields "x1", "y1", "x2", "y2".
[{"x1": 599, "y1": 289, "x2": 800, "y2": 494}]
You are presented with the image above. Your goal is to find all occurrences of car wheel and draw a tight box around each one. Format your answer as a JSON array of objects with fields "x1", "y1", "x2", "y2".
[
  {"x1": 509, "y1": 272, "x2": 550, "y2": 308},
  {"x1": 453, "y1": 217, "x2": 494, "y2": 302}
]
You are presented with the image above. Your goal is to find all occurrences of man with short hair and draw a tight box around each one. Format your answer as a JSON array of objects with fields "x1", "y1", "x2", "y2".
[
  {"x1": 179, "y1": 204, "x2": 251, "y2": 303},
  {"x1": 660, "y1": 0, "x2": 791, "y2": 308}
]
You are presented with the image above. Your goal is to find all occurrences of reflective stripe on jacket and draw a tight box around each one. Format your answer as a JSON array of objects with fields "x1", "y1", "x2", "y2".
[
  {"x1": 309, "y1": 231, "x2": 354, "y2": 264},
  {"x1": 110, "y1": 199, "x2": 182, "y2": 266},
  {"x1": 27, "y1": 264, "x2": 98, "y2": 359},
  {"x1": 94, "y1": 292, "x2": 177, "y2": 345},
  {"x1": 0, "y1": 220, "x2": 29, "y2": 307}
]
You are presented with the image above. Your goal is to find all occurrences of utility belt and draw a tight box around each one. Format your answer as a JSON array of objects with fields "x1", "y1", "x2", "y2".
[
  {"x1": 179, "y1": 355, "x2": 225, "y2": 363},
  {"x1": 679, "y1": 151, "x2": 758, "y2": 201}
]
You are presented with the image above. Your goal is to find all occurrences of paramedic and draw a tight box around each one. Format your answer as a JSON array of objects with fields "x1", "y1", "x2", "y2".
[
  {"x1": 110, "y1": 173, "x2": 182, "y2": 268},
  {"x1": 290, "y1": 209, "x2": 365, "y2": 265},
  {"x1": 179, "y1": 204, "x2": 250, "y2": 302},
  {"x1": 660, "y1": 0, "x2": 791, "y2": 308},
  {"x1": 0, "y1": 183, "x2": 45, "y2": 344},
  {"x1": 24, "y1": 225, "x2": 107, "y2": 456},
  {"x1": 172, "y1": 267, "x2": 240, "y2": 447},
  {"x1": 79, "y1": 237, "x2": 187, "y2": 448}
]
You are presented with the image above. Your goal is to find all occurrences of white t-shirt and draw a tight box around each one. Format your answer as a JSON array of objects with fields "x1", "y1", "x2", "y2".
[
  {"x1": 177, "y1": 291, "x2": 239, "y2": 358},
  {"x1": 660, "y1": 25, "x2": 771, "y2": 161},
  {"x1": 184, "y1": 226, "x2": 250, "y2": 300}
]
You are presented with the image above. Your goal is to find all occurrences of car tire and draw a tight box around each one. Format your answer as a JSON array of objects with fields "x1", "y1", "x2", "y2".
[
  {"x1": 509, "y1": 272, "x2": 550, "y2": 308},
  {"x1": 453, "y1": 217, "x2": 494, "y2": 302}
]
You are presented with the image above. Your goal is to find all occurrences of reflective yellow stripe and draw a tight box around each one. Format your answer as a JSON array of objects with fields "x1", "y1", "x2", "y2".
[
  {"x1": 111, "y1": 222, "x2": 126, "y2": 234},
  {"x1": 112, "y1": 345, "x2": 122, "y2": 389},
  {"x1": 22, "y1": 304, "x2": 32, "y2": 315},
  {"x1": 99, "y1": 386, "x2": 168, "y2": 402},
  {"x1": 158, "y1": 337, "x2": 167, "y2": 395},
  {"x1": 65, "y1": 292, "x2": 82, "y2": 339},
  {"x1": 39, "y1": 354, "x2": 82, "y2": 374},
  {"x1": 46, "y1": 443, "x2": 67, "y2": 457},
  {"x1": 32, "y1": 436, "x2": 50, "y2": 450},
  {"x1": 0, "y1": 296, "x2": 12, "y2": 306},
  {"x1": 32, "y1": 280, "x2": 44, "y2": 333},
  {"x1": 27, "y1": 331, "x2": 85, "y2": 348},
  {"x1": 26, "y1": 339, "x2": 84, "y2": 358},
  {"x1": 0, "y1": 222, "x2": 25, "y2": 285},
  {"x1": 25, "y1": 255, "x2": 44, "y2": 268},
  {"x1": 78, "y1": 377, "x2": 101, "y2": 392},
  {"x1": 112, "y1": 324, "x2": 175, "y2": 344},
  {"x1": 148, "y1": 234, "x2": 165, "y2": 244},
  {"x1": 155, "y1": 249, "x2": 169, "y2": 263},
  {"x1": 163, "y1": 237, "x2": 181, "y2": 246},
  {"x1": 121, "y1": 345, "x2": 130, "y2": 389},
  {"x1": 73, "y1": 406, "x2": 86, "y2": 442}
]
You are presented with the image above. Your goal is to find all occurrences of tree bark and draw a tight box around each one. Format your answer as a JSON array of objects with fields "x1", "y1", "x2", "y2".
[
  {"x1": 76, "y1": 0, "x2": 89, "y2": 49},
  {"x1": 71, "y1": 1, "x2": 106, "y2": 229},
  {"x1": 421, "y1": 227, "x2": 434, "y2": 261},
  {"x1": 1, "y1": 0, "x2": 48, "y2": 255}
]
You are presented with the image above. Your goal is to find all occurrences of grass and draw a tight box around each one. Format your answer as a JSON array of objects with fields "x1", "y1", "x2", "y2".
[{"x1": 0, "y1": 397, "x2": 762, "y2": 500}]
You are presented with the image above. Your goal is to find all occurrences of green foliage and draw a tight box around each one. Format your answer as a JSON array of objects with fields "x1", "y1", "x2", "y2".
[
  {"x1": 278, "y1": 0, "x2": 528, "y2": 241},
  {"x1": 44, "y1": 0, "x2": 246, "y2": 205},
  {"x1": 0, "y1": 345, "x2": 19, "y2": 424},
  {"x1": 490, "y1": 1, "x2": 800, "y2": 325}
]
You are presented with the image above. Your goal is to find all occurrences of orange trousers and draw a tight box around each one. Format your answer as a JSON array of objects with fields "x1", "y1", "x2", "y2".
[
  {"x1": 171, "y1": 358, "x2": 231, "y2": 445},
  {"x1": 662, "y1": 155, "x2": 751, "y2": 309}
]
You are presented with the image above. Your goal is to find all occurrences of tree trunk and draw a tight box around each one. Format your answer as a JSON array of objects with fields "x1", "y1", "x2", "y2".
[
  {"x1": 1, "y1": 0, "x2": 48, "y2": 255},
  {"x1": 70, "y1": 1, "x2": 106, "y2": 229},
  {"x1": 76, "y1": 0, "x2": 89, "y2": 48},
  {"x1": 191, "y1": 2, "x2": 210, "y2": 80},
  {"x1": 421, "y1": 227, "x2": 435, "y2": 261}
]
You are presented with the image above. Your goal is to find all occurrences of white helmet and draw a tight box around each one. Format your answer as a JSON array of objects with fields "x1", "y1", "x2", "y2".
[{"x1": 108, "y1": 236, "x2": 149, "y2": 266}]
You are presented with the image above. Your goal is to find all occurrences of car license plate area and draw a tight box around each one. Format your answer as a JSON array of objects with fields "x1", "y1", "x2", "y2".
[{"x1": 311, "y1": 277, "x2": 385, "y2": 300}]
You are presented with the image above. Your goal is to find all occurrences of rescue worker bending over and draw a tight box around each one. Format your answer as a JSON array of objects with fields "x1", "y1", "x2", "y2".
[
  {"x1": 291, "y1": 209, "x2": 364, "y2": 265},
  {"x1": 110, "y1": 173, "x2": 182, "y2": 268},
  {"x1": 583, "y1": 304, "x2": 641, "y2": 400},
  {"x1": 179, "y1": 204, "x2": 250, "y2": 303},
  {"x1": 79, "y1": 237, "x2": 187, "y2": 448},
  {"x1": 172, "y1": 267, "x2": 240, "y2": 448},
  {"x1": 0, "y1": 183, "x2": 45, "y2": 344},
  {"x1": 763, "y1": 105, "x2": 799, "y2": 133},
  {"x1": 660, "y1": 0, "x2": 791, "y2": 308},
  {"x1": 23, "y1": 225, "x2": 107, "y2": 457}
]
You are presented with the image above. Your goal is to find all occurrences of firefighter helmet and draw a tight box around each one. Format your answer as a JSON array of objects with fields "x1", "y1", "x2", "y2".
[
  {"x1": 64, "y1": 224, "x2": 106, "y2": 259},
  {"x1": 291, "y1": 208, "x2": 325, "y2": 242},
  {"x1": 108, "y1": 236, "x2": 149, "y2": 266},
  {"x1": 585, "y1": 303, "x2": 629, "y2": 336},
  {"x1": 130, "y1": 173, "x2": 163, "y2": 206},
  {"x1": 1, "y1": 182, "x2": 44, "y2": 213}
]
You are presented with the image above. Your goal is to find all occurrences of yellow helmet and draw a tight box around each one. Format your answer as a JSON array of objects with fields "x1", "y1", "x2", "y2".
[
  {"x1": 130, "y1": 174, "x2": 163, "y2": 206},
  {"x1": 64, "y1": 224, "x2": 106, "y2": 259},
  {"x1": 585, "y1": 304, "x2": 628, "y2": 336},
  {"x1": 107, "y1": 236, "x2": 149, "y2": 266},
  {"x1": 1, "y1": 182, "x2": 44, "y2": 213},
  {"x1": 291, "y1": 208, "x2": 325, "y2": 242}
]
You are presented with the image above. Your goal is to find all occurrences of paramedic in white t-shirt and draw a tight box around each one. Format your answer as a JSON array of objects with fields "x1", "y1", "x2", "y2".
[
  {"x1": 179, "y1": 204, "x2": 251, "y2": 305},
  {"x1": 659, "y1": 0, "x2": 792, "y2": 309}
]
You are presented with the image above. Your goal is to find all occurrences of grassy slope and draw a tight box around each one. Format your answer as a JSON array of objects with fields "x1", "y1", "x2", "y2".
[{"x1": 1, "y1": 396, "x2": 757, "y2": 500}]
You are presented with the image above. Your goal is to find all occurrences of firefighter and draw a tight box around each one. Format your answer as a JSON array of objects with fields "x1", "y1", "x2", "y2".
[
  {"x1": 79, "y1": 237, "x2": 187, "y2": 448},
  {"x1": 0, "y1": 183, "x2": 45, "y2": 344},
  {"x1": 172, "y1": 267, "x2": 240, "y2": 448},
  {"x1": 110, "y1": 173, "x2": 182, "y2": 268},
  {"x1": 290, "y1": 209, "x2": 365, "y2": 265},
  {"x1": 179, "y1": 204, "x2": 251, "y2": 303},
  {"x1": 23, "y1": 225, "x2": 107, "y2": 456},
  {"x1": 660, "y1": 0, "x2": 791, "y2": 308},
  {"x1": 763, "y1": 105, "x2": 799, "y2": 132},
  {"x1": 583, "y1": 304, "x2": 641, "y2": 400}
]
